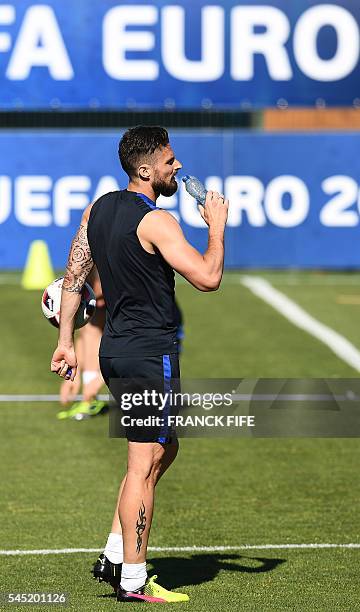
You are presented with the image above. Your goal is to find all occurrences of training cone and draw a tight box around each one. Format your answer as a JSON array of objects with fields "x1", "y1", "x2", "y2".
[{"x1": 21, "y1": 240, "x2": 55, "y2": 290}]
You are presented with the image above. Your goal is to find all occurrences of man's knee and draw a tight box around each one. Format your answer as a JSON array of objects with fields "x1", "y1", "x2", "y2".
[
  {"x1": 155, "y1": 439, "x2": 179, "y2": 483},
  {"x1": 127, "y1": 441, "x2": 166, "y2": 482}
]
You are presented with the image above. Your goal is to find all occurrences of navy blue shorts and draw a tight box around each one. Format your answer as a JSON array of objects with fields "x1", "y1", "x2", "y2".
[{"x1": 100, "y1": 353, "x2": 180, "y2": 443}]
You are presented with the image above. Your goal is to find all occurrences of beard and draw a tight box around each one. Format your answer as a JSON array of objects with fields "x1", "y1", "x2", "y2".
[{"x1": 152, "y1": 174, "x2": 178, "y2": 197}]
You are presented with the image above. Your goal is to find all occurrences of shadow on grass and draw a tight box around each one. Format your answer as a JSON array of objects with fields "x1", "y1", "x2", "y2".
[
  {"x1": 98, "y1": 553, "x2": 285, "y2": 597},
  {"x1": 148, "y1": 554, "x2": 286, "y2": 589}
]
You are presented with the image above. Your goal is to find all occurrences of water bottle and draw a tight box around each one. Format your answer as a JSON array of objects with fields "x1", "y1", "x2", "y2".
[{"x1": 182, "y1": 175, "x2": 207, "y2": 206}]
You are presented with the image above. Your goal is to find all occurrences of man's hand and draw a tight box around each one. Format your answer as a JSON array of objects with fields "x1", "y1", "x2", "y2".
[
  {"x1": 51, "y1": 345, "x2": 77, "y2": 381},
  {"x1": 198, "y1": 191, "x2": 229, "y2": 231}
]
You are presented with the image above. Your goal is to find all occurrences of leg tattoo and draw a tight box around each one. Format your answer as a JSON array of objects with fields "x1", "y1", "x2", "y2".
[{"x1": 135, "y1": 501, "x2": 146, "y2": 554}]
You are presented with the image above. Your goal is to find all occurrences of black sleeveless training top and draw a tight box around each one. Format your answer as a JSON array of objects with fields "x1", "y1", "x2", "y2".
[{"x1": 87, "y1": 190, "x2": 178, "y2": 357}]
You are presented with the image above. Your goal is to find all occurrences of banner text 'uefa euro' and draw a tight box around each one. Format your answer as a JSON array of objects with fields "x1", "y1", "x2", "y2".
[
  {"x1": 2, "y1": 174, "x2": 360, "y2": 229},
  {"x1": 1, "y1": 3, "x2": 358, "y2": 83}
]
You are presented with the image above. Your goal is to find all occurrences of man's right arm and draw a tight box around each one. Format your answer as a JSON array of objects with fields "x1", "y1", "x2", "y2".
[
  {"x1": 50, "y1": 205, "x2": 94, "y2": 380},
  {"x1": 141, "y1": 191, "x2": 228, "y2": 291}
]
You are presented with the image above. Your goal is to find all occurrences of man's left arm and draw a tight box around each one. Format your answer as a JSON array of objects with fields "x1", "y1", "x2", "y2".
[{"x1": 50, "y1": 206, "x2": 94, "y2": 380}]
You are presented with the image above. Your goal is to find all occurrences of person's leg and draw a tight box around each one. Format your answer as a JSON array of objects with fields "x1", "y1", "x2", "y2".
[
  {"x1": 96, "y1": 353, "x2": 181, "y2": 594},
  {"x1": 57, "y1": 323, "x2": 105, "y2": 419},
  {"x1": 100, "y1": 438, "x2": 178, "y2": 573},
  {"x1": 58, "y1": 266, "x2": 105, "y2": 415},
  {"x1": 81, "y1": 305, "x2": 105, "y2": 401},
  {"x1": 120, "y1": 442, "x2": 163, "y2": 564},
  {"x1": 116, "y1": 436, "x2": 188, "y2": 602},
  {"x1": 119, "y1": 439, "x2": 179, "y2": 593},
  {"x1": 110, "y1": 438, "x2": 178, "y2": 535},
  {"x1": 110, "y1": 477, "x2": 126, "y2": 535}
]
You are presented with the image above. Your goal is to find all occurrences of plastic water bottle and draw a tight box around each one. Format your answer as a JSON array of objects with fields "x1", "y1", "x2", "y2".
[{"x1": 182, "y1": 175, "x2": 207, "y2": 206}]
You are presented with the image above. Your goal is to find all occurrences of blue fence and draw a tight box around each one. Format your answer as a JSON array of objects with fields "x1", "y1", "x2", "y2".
[
  {"x1": 1, "y1": 1, "x2": 359, "y2": 108},
  {"x1": 2, "y1": 130, "x2": 360, "y2": 269}
]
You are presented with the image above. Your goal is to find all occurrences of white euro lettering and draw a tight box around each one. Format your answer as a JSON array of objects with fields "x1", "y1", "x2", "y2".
[
  {"x1": 294, "y1": 5, "x2": 359, "y2": 81},
  {"x1": 162, "y1": 6, "x2": 224, "y2": 81},
  {"x1": 103, "y1": 6, "x2": 158, "y2": 80},
  {"x1": 231, "y1": 6, "x2": 292, "y2": 80}
]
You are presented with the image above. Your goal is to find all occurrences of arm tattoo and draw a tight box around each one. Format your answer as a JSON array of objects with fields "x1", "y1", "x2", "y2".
[
  {"x1": 63, "y1": 224, "x2": 93, "y2": 293},
  {"x1": 135, "y1": 501, "x2": 146, "y2": 554}
]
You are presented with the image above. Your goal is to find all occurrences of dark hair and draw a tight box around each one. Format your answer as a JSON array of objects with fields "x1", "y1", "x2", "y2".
[{"x1": 119, "y1": 126, "x2": 169, "y2": 178}]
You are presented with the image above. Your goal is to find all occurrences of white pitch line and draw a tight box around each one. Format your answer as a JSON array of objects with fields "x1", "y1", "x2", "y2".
[
  {"x1": 0, "y1": 275, "x2": 21, "y2": 285},
  {"x1": 1, "y1": 544, "x2": 360, "y2": 556},
  {"x1": 0, "y1": 394, "x2": 357, "y2": 404},
  {"x1": 241, "y1": 276, "x2": 360, "y2": 373},
  {"x1": 0, "y1": 394, "x2": 110, "y2": 403}
]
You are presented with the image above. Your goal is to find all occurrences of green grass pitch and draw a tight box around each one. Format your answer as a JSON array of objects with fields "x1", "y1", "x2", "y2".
[{"x1": 1, "y1": 271, "x2": 360, "y2": 611}]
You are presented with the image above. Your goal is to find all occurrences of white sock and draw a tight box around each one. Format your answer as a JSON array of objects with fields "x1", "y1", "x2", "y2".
[
  {"x1": 103, "y1": 532, "x2": 123, "y2": 564},
  {"x1": 121, "y1": 562, "x2": 147, "y2": 592},
  {"x1": 82, "y1": 370, "x2": 99, "y2": 385}
]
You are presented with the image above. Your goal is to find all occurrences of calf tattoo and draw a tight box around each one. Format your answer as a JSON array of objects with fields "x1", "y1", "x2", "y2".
[
  {"x1": 63, "y1": 224, "x2": 93, "y2": 293},
  {"x1": 135, "y1": 501, "x2": 147, "y2": 554}
]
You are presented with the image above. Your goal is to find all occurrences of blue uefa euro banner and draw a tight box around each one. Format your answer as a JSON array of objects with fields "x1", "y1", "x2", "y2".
[
  {"x1": 1, "y1": 130, "x2": 360, "y2": 269},
  {"x1": 0, "y1": 1, "x2": 359, "y2": 109}
]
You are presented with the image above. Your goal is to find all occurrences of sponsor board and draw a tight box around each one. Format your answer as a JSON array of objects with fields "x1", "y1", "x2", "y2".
[
  {"x1": 1, "y1": 130, "x2": 360, "y2": 268},
  {"x1": 0, "y1": 1, "x2": 359, "y2": 108}
]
